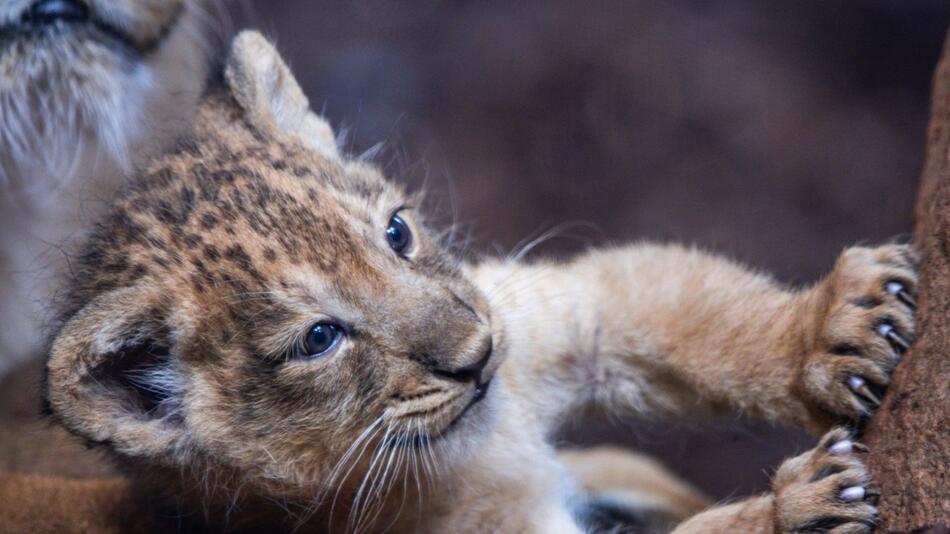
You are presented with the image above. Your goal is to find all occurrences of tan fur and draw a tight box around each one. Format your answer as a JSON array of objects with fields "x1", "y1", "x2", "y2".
[
  {"x1": 0, "y1": 473, "x2": 158, "y2": 533},
  {"x1": 559, "y1": 447, "x2": 710, "y2": 522},
  {"x1": 672, "y1": 428, "x2": 878, "y2": 533},
  {"x1": 41, "y1": 31, "x2": 915, "y2": 532},
  {"x1": 0, "y1": 0, "x2": 219, "y2": 377},
  {"x1": 474, "y1": 242, "x2": 916, "y2": 435}
]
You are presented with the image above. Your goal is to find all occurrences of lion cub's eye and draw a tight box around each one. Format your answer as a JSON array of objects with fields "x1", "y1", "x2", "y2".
[
  {"x1": 386, "y1": 213, "x2": 412, "y2": 256},
  {"x1": 301, "y1": 323, "x2": 342, "y2": 358}
]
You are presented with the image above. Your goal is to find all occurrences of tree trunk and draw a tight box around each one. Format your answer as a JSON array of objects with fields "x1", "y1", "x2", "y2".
[{"x1": 862, "y1": 29, "x2": 950, "y2": 534}]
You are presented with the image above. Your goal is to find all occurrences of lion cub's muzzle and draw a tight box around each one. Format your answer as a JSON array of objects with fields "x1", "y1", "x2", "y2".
[{"x1": 431, "y1": 335, "x2": 493, "y2": 387}]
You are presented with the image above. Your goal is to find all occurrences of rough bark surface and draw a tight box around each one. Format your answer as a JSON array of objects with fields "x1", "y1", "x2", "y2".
[{"x1": 862, "y1": 29, "x2": 950, "y2": 534}]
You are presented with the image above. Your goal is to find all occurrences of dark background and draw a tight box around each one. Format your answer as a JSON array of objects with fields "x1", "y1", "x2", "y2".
[{"x1": 237, "y1": 0, "x2": 950, "y2": 500}]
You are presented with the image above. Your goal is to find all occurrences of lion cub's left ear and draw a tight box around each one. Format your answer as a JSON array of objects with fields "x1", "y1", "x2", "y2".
[{"x1": 225, "y1": 30, "x2": 340, "y2": 160}]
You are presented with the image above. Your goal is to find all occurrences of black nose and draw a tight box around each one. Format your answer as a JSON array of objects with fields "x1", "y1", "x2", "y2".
[
  {"x1": 24, "y1": 0, "x2": 89, "y2": 25},
  {"x1": 433, "y1": 338, "x2": 492, "y2": 384}
]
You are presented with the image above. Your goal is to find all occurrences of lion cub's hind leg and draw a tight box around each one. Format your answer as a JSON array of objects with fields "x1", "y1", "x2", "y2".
[{"x1": 560, "y1": 447, "x2": 710, "y2": 533}]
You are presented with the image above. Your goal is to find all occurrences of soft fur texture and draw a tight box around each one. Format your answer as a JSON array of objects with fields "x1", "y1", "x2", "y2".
[
  {"x1": 0, "y1": 0, "x2": 219, "y2": 376},
  {"x1": 43, "y1": 31, "x2": 917, "y2": 532},
  {"x1": 0, "y1": 473, "x2": 158, "y2": 533}
]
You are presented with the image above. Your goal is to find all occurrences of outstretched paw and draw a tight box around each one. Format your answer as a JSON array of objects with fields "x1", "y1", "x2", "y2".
[
  {"x1": 801, "y1": 244, "x2": 918, "y2": 424},
  {"x1": 773, "y1": 428, "x2": 879, "y2": 534}
]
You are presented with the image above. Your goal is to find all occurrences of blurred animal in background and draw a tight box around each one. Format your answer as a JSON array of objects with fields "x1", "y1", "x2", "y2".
[{"x1": 0, "y1": 0, "x2": 225, "y2": 376}]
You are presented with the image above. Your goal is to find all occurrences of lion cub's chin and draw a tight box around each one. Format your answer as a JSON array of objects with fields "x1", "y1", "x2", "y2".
[{"x1": 420, "y1": 384, "x2": 500, "y2": 468}]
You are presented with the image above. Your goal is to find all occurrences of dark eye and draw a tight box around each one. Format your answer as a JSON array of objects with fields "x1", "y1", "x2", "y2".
[
  {"x1": 302, "y1": 323, "x2": 341, "y2": 358},
  {"x1": 386, "y1": 213, "x2": 412, "y2": 255}
]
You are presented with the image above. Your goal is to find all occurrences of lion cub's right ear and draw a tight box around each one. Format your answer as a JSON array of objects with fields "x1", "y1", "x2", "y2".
[
  {"x1": 225, "y1": 30, "x2": 340, "y2": 161},
  {"x1": 46, "y1": 284, "x2": 190, "y2": 459}
]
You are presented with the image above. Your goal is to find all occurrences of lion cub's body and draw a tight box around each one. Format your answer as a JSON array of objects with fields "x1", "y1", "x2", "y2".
[{"x1": 42, "y1": 32, "x2": 914, "y2": 533}]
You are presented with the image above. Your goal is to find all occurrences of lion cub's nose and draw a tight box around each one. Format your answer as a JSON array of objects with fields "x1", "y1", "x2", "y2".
[
  {"x1": 432, "y1": 336, "x2": 493, "y2": 384},
  {"x1": 24, "y1": 0, "x2": 89, "y2": 25}
]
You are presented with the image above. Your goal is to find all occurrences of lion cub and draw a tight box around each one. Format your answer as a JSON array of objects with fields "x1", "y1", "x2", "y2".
[
  {"x1": 44, "y1": 32, "x2": 915, "y2": 533},
  {"x1": 0, "y1": 0, "x2": 218, "y2": 376}
]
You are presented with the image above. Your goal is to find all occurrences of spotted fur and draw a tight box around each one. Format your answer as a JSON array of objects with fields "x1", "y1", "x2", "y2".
[{"x1": 44, "y1": 32, "x2": 915, "y2": 533}]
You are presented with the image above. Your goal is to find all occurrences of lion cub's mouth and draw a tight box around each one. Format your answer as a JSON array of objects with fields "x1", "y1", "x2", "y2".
[
  {"x1": 0, "y1": 0, "x2": 181, "y2": 56},
  {"x1": 388, "y1": 378, "x2": 494, "y2": 448},
  {"x1": 445, "y1": 377, "x2": 492, "y2": 430}
]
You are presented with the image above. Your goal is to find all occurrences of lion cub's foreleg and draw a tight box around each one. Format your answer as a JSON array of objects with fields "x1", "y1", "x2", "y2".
[
  {"x1": 672, "y1": 428, "x2": 878, "y2": 533},
  {"x1": 477, "y1": 243, "x2": 917, "y2": 433}
]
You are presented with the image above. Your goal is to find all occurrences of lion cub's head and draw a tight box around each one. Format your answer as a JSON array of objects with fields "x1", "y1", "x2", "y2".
[{"x1": 45, "y1": 31, "x2": 500, "y2": 525}]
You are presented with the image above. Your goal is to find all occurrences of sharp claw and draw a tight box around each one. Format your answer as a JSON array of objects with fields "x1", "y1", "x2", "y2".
[
  {"x1": 885, "y1": 281, "x2": 905, "y2": 294},
  {"x1": 830, "y1": 440, "x2": 853, "y2": 455},
  {"x1": 857, "y1": 387, "x2": 881, "y2": 407},
  {"x1": 848, "y1": 375, "x2": 866, "y2": 391},
  {"x1": 840, "y1": 486, "x2": 866, "y2": 502},
  {"x1": 876, "y1": 323, "x2": 910, "y2": 352},
  {"x1": 885, "y1": 329, "x2": 910, "y2": 352},
  {"x1": 885, "y1": 281, "x2": 917, "y2": 310},
  {"x1": 847, "y1": 376, "x2": 881, "y2": 407},
  {"x1": 852, "y1": 442, "x2": 870, "y2": 453},
  {"x1": 897, "y1": 289, "x2": 916, "y2": 310},
  {"x1": 855, "y1": 385, "x2": 881, "y2": 407}
]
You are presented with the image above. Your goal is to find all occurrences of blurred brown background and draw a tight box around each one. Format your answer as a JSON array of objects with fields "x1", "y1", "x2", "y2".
[{"x1": 237, "y1": 1, "x2": 950, "y2": 500}]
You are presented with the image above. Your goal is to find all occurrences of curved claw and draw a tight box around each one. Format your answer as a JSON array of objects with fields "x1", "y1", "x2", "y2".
[
  {"x1": 847, "y1": 376, "x2": 881, "y2": 407},
  {"x1": 885, "y1": 281, "x2": 917, "y2": 310},
  {"x1": 854, "y1": 385, "x2": 881, "y2": 407},
  {"x1": 840, "y1": 486, "x2": 866, "y2": 502},
  {"x1": 827, "y1": 438, "x2": 870, "y2": 454},
  {"x1": 885, "y1": 329, "x2": 910, "y2": 352},
  {"x1": 876, "y1": 323, "x2": 910, "y2": 352},
  {"x1": 896, "y1": 289, "x2": 916, "y2": 310},
  {"x1": 829, "y1": 440, "x2": 853, "y2": 455}
]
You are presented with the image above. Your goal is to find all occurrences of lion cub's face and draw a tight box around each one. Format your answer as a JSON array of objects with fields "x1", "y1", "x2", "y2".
[{"x1": 46, "y1": 32, "x2": 500, "y2": 503}]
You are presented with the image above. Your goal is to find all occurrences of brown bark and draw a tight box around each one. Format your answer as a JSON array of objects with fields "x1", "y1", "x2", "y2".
[{"x1": 862, "y1": 29, "x2": 950, "y2": 534}]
